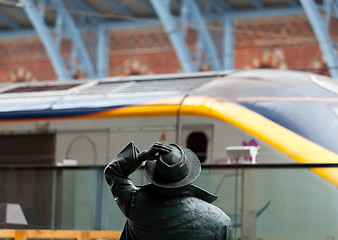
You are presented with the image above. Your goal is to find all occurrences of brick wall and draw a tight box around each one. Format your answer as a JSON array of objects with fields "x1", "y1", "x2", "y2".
[{"x1": 0, "y1": 15, "x2": 336, "y2": 82}]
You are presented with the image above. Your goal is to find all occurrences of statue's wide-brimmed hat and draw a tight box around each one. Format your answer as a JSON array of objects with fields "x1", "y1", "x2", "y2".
[{"x1": 144, "y1": 144, "x2": 201, "y2": 188}]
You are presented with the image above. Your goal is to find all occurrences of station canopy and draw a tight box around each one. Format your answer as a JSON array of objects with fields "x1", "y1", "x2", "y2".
[{"x1": 0, "y1": 0, "x2": 337, "y2": 79}]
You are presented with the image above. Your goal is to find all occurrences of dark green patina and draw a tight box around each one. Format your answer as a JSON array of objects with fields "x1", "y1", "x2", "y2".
[{"x1": 104, "y1": 142, "x2": 232, "y2": 240}]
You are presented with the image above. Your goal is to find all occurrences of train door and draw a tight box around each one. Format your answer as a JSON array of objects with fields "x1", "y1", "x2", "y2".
[
  {"x1": 54, "y1": 130, "x2": 108, "y2": 229},
  {"x1": 180, "y1": 124, "x2": 213, "y2": 164}
]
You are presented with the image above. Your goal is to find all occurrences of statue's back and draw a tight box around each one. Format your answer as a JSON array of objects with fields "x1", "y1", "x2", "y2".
[{"x1": 124, "y1": 193, "x2": 232, "y2": 240}]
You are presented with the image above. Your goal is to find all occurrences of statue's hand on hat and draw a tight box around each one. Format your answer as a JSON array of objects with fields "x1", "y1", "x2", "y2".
[{"x1": 138, "y1": 142, "x2": 172, "y2": 162}]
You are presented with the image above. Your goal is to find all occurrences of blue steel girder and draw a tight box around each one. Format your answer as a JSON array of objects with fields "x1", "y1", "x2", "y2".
[
  {"x1": 101, "y1": 0, "x2": 133, "y2": 17},
  {"x1": 322, "y1": 0, "x2": 338, "y2": 26},
  {"x1": 150, "y1": 0, "x2": 197, "y2": 72},
  {"x1": 179, "y1": 1, "x2": 189, "y2": 44},
  {"x1": 20, "y1": 0, "x2": 97, "y2": 80},
  {"x1": 333, "y1": 0, "x2": 338, "y2": 16},
  {"x1": 19, "y1": 0, "x2": 69, "y2": 80},
  {"x1": 223, "y1": 14, "x2": 234, "y2": 70},
  {"x1": 183, "y1": 0, "x2": 221, "y2": 70},
  {"x1": 97, "y1": 25, "x2": 108, "y2": 78},
  {"x1": 299, "y1": 0, "x2": 338, "y2": 78},
  {"x1": 51, "y1": 0, "x2": 95, "y2": 79},
  {"x1": 231, "y1": 7, "x2": 304, "y2": 19},
  {"x1": 151, "y1": 0, "x2": 221, "y2": 72},
  {"x1": 66, "y1": 0, "x2": 104, "y2": 25}
]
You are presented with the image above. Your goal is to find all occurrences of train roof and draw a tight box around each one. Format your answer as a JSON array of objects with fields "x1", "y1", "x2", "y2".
[
  {"x1": 0, "y1": 71, "x2": 229, "y2": 113},
  {"x1": 0, "y1": 69, "x2": 338, "y2": 120},
  {"x1": 0, "y1": 69, "x2": 337, "y2": 113}
]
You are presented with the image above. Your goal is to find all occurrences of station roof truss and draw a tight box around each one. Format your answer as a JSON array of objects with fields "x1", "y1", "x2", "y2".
[{"x1": 0, "y1": 0, "x2": 337, "y2": 80}]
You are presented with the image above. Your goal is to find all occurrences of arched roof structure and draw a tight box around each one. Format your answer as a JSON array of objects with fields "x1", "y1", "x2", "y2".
[{"x1": 0, "y1": 0, "x2": 337, "y2": 80}]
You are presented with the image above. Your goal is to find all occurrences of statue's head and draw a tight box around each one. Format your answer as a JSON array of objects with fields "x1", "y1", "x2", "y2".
[{"x1": 144, "y1": 144, "x2": 201, "y2": 188}]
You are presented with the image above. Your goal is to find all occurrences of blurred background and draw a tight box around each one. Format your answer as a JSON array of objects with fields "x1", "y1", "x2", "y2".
[{"x1": 0, "y1": 1, "x2": 338, "y2": 240}]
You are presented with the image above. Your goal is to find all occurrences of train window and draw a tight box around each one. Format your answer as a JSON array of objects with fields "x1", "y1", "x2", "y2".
[
  {"x1": 0, "y1": 134, "x2": 55, "y2": 165},
  {"x1": 182, "y1": 124, "x2": 213, "y2": 163},
  {"x1": 186, "y1": 132, "x2": 208, "y2": 163}
]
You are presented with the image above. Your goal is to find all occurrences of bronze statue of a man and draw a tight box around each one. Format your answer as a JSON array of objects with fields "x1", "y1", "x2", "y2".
[{"x1": 104, "y1": 142, "x2": 232, "y2": 240}]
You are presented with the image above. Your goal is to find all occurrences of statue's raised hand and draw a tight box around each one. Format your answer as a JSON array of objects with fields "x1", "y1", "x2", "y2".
[{"x1": 138, "y1": 142, "x2": 172, "y2": 162}]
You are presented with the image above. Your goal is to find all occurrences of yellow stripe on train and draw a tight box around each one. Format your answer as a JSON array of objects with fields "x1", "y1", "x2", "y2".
[
  {"x1": 180, "y1": 96, "x2": 338, "y2": 187},
  {"x1": 83, "y1": 96, "x2": 338, "y2": 187}
]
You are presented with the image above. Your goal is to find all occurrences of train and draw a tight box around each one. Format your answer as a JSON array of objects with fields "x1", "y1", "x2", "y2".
[{"x1": 0, "y1": 69, "x2": 337, "y2": 239}]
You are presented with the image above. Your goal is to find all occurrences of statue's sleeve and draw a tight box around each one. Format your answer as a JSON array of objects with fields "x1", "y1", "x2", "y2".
[{"x1": 104, "y1": 142, "x2": 142, "y2": 218}]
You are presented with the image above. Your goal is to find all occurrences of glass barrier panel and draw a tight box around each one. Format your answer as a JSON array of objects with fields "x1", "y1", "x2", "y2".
[
  {"x1": 205, "y1": 167, "x2": 338, "y2": 240},
  {"x1": 0, "y1": 166, "x2": 337, "y2": 240},
  {"x1": 0, "y1": 168, "x2": 54, "y2": 229}
]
